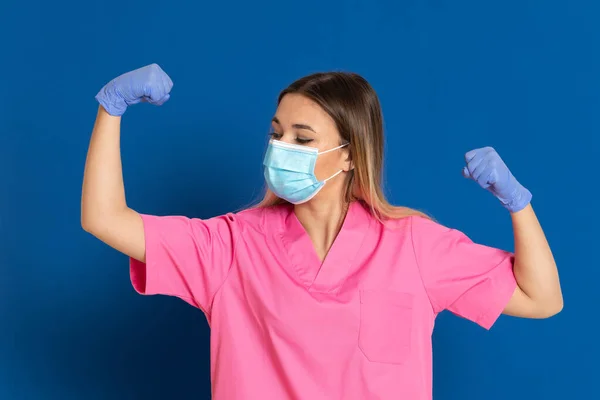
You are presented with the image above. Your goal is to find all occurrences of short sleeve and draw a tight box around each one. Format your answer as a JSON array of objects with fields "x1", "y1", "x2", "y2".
[
  {"x1": 410, "y1": 216, "x2": 517, "y2": 329},
  {"x1": 130, "y1": 213, "x2": 238, "y2": 315}
]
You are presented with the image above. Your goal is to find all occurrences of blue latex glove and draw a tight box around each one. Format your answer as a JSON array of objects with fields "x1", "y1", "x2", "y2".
[
  {"x1": 462, "y1": 146, "x2": 532, "y2": 213},
  {"x1": 95, "y1": 63, "x2": 173, "y2": 116}
]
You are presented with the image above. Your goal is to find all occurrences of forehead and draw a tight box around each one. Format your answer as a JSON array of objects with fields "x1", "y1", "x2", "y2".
[{"x1": 275, "y1": 93, "x2": 337, "y2": 131}]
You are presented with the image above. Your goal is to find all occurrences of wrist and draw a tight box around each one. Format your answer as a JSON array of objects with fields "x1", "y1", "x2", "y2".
[
  {"x1": 504, "y1": 184, "x2": 532, "y2": 213},
  {"x1": 95, "y1": 84, "x2": 127, "y2": 117}
]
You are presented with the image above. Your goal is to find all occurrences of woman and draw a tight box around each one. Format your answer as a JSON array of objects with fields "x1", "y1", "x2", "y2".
[{"x1": 81, "y1": 63, "x2": 563, "y2": 399}]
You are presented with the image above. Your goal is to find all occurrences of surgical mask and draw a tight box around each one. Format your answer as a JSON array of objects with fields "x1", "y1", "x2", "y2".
[{"x1": 263, "y1": 139, "x2": 349, "y2": 204}]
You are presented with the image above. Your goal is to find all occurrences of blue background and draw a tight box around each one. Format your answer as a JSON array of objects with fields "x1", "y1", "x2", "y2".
[{"x1": 1, "y1": 0, "x2": 596, "y2": 398}]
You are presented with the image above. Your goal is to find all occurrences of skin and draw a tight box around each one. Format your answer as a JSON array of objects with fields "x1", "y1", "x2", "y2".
[
  {"x1": 82, "y1": 93, "x2": 562, "y2": 320},
  {"x1": 81, "y1": 106, "x2": 145, "y2": 262},
  {"x1": 504, "y1": 205, "x2": 563, "y2": 318}
]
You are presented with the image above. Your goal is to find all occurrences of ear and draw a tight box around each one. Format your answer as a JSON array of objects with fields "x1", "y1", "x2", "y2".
[
  {"x1": 342, "y1": 147, "x2": 354, "y2": 172},
  {"x1": 344, "y1": 159, "x2": 355, "y2": 171}
]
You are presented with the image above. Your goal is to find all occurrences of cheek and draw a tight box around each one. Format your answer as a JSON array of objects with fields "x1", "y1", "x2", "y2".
[{"x1": 313, "y1": 153, "x2": 341, "y2": 181}]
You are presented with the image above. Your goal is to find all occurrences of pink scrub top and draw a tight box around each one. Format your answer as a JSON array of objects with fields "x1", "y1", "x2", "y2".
[{"x1": 130, "y1": 200, "x2": 517, "y2": 400}]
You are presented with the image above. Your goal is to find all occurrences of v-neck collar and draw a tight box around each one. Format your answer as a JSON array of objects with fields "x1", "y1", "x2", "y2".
[{"x1": 278, "y1": 200, "x2": 372, "y2": 294}]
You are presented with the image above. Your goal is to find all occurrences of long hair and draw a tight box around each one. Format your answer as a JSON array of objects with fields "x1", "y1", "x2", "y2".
[{"x1": 256, "y1": 71, "x2": 430, "y2": 221}]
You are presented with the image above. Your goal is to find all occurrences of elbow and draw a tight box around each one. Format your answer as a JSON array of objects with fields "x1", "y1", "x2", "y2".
[
  {"x1": 81, "y1": 199, "x2": 94, "y2": 232},
  {"x1": 81, "y1": 216, "x2": 97, "y2": 235},
  {"x1": 550, "y1": 298, "x2": 564, "y2": 317},
  {"x1": 538, "y1": 297, "x2": 564, "y2": 319},
  {"x1": 81, "y1": 208, "x2": 105, "y2": 235},
  {"x1": 81, "y1": 206, "x2": 129, "y2": 237},
  {"x1": 81, "y1": 218, "x2": 94, "y2": 234},
  {"x1": 80, "y1": 201, "x2": 115, "y2": 234},
  {"x1": 81, "y1": 208, "x2": 96, "y2": 233},
  {"x1": 81, "y1": 210, "x2": 91, "y2": 232}
]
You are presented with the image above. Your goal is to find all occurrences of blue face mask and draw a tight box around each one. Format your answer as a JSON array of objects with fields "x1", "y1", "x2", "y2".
[{"x1": 263, "y1": 139, "x2": 349, "y2": 204}]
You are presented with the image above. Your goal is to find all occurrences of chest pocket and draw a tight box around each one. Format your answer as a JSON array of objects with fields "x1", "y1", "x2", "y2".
[{"x1": 358, "y1": 290, "x2": 413, "y2": 365}]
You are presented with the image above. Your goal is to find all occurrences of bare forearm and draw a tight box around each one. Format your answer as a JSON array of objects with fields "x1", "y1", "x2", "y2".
[
  {"x1": 81, "y1": 105, "x2": 145, "y2": 262},
  {"x1": 81, "y1": 106, "x2": 127, "y2": 222},
  {"x1": 511, "y1": 204, "x2": 563, "y2": 315}
]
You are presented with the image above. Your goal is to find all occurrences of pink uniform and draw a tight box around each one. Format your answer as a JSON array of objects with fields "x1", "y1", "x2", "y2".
[{"x1": 130, "y1": 200, "x2": 517, "y2": 399}]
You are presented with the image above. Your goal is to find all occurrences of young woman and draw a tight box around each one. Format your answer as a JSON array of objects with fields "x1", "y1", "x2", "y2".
[{"x1": 81, "y1": 63, "x2": 563, "y2": 399}]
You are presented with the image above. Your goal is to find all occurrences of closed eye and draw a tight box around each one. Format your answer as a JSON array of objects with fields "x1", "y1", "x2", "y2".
[{"x1": 268, "y1": 132, "x2": 314, "y2": 144}]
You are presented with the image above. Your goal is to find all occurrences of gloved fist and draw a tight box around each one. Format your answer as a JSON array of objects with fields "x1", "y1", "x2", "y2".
[
  {"x1": 462, "y1": 146, "x2": 532, "y2": 213},
  {"x1": 95, "y1": 63, "x2": 173, "y2": 116}
]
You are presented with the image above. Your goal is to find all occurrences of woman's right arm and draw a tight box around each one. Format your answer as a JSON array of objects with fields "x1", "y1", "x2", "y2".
[
  {"x1": 81, "y1": 64, "x2": 173, "y2": 263},
  {"x1": 81, "y1": 106, "x2": 146, "y2": 262}
]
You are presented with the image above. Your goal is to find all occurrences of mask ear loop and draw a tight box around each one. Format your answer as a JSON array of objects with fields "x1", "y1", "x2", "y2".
[
  {"x1": 317, "y1": 142, "x2": 349, "y2": 155},
  {"x1": 318, "y1": 142, "x2": 350, "y2": 182},
  {"x1": 323, "y1": 169, "x2": 344, "y2": 182}
]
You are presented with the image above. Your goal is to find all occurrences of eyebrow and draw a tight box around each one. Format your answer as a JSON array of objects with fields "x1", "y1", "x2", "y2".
[{"x1": 272, "y1": 117, "x2": 316, "y2": 133}]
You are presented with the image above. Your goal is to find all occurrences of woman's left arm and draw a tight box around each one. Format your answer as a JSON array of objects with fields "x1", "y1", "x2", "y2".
[
  {"x1": 503, "y1": 204, "x2": 563, "y2": 318},
  {"x1": 462, "y1": 147, "x2": 563, "y2": 319}
]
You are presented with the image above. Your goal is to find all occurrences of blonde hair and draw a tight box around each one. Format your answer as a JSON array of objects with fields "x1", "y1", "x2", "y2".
[{"x1": 256, "y1": 71, "x2": 430, "y2": 222}]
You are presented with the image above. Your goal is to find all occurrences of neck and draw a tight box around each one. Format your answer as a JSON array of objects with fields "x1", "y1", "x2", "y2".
[{"x1": 294, "y1": 198, "x2": 351, "y2": 262}]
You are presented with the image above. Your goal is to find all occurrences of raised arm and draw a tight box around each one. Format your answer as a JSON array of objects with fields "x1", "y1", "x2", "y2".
[
  {"x1": 81, "y1": 64, "x2": 173, "y2": 263},
  {"x1": 462, "y1": 146, "x2": 563, "y2": 319}
]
